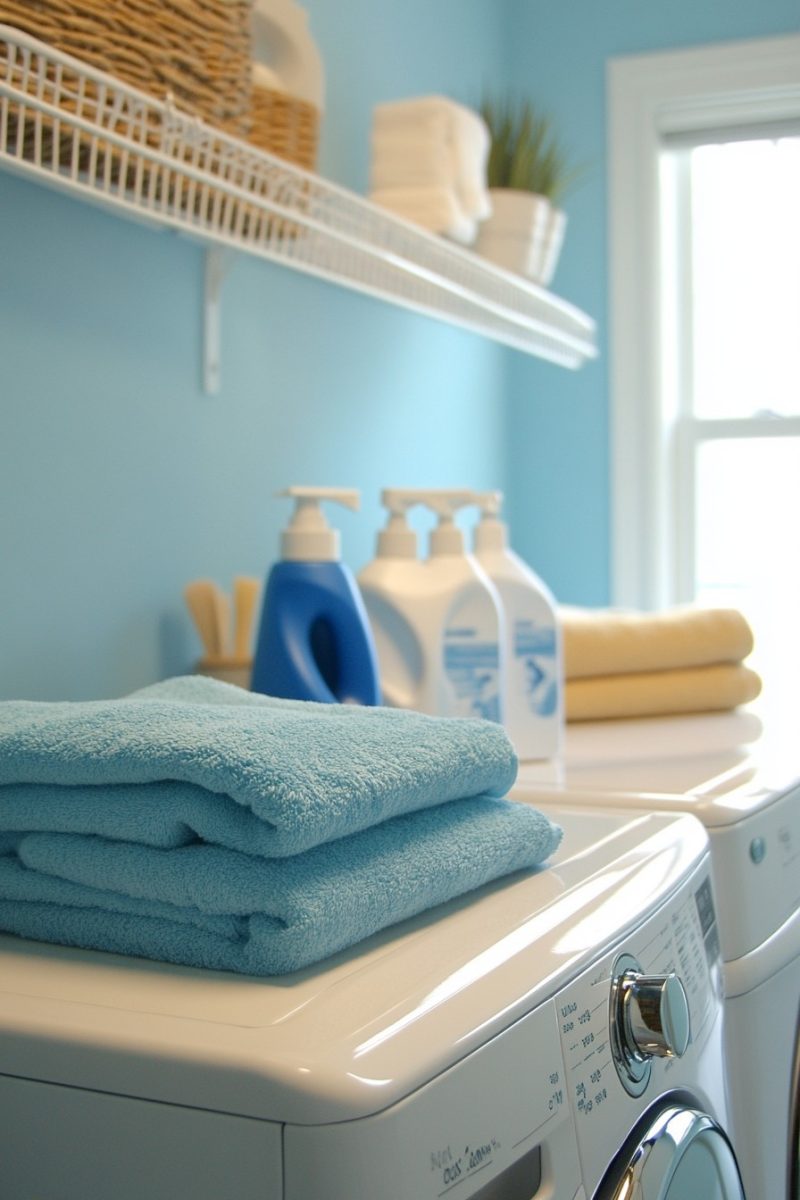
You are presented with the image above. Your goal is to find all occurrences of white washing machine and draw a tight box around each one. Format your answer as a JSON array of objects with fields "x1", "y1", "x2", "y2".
[
  {"x1": 516, "y1": 708, "x2": 800, "y2": 1200},
  {"x1": 0, "y1": 807, "x2": 744, "y2": 1200}
]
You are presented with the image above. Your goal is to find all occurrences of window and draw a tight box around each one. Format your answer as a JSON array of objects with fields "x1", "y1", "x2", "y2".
[{"x1": 608, "y1": 36, "x2": 800, "y2": 702}]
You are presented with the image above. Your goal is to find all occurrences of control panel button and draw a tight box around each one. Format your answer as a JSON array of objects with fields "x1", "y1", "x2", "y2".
[
  {"x1": 621, "y1": 972, "x2": 691, "y2": 1059},
  {"x1": 609, "y1": 954, "x2": 691, "y2": 1096}
]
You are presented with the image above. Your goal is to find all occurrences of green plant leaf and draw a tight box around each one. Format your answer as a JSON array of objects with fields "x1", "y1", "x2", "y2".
[{"x1": 480, "y1": 96, "x2": 583, "y2": 201}]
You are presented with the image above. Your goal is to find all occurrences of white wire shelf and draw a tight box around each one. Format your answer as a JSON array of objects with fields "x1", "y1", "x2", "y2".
[{"x1": 0, "y1": 24, "x2": 597, "y2": 390}]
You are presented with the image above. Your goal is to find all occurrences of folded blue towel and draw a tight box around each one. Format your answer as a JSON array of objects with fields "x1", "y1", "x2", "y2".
[
  {"x1": 0, "y1": 676, "x2": 518, "y2": 857},
  {"x1": 0, "y1": 797, "x2": 562, "y2": 975}
]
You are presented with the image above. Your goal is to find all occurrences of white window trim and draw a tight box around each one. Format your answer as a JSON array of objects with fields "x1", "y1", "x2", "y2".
[{"x1": 607, "y1": 33, "x2": 800, "y2": 609}]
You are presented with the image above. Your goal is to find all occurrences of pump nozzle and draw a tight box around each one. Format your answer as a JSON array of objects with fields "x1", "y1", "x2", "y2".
[
  {"x1": 377, "y1": 489, "x2": 421, "y2": 558},
  {"x1": 279, "y1": 486, "x2": 360, "y2": 561},
  {"x1": 475, "y1": 490, "x2": 503, "y2": 517},
  {"x1": 371, "y1": 489, "x2": 475, "y2": 556},
  {"x1": 419, "y1": 489, "x2": 475, "y2": 556},
  {"x1": 473, "y1": 490, "x2": 508, "y2": 554}
]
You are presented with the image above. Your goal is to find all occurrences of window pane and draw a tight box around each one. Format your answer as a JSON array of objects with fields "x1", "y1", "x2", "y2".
[
  {"x1": 694, "y1": 436, "x2": 800, "y2": 703},
  {"x1": 691, "y1": 138, "x2": 800, "y2": 419}
]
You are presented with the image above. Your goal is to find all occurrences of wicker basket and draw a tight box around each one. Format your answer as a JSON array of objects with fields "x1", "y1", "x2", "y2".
[
  {"x1": 249, "y1": 81, "x2": 318, "y2": 170},
  {"x1": 0, "y1": 0, "x2": 253, "y2": 137},
  {"x1": 0, "y1": 4, "x2": 318, "y2": 240}
]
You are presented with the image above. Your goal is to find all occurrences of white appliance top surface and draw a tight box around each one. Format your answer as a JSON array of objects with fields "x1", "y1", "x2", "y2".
[
  {"x1": 517, "y1": 708, "x2": 799, "y2": 828},
  {"x1": 0, "y1": 807, "x2": 707, "y2": 1124},
  {"x1": 515, "y1": 707, "x2": 800, "y2": 965}
]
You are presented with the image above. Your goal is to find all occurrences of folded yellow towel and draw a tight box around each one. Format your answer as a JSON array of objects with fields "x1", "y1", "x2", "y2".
[
  {"x1": 565, "y1": 662, "x2": 762, "y2": 722},
  {"x1": 561, "y1": 606, "x2": 754, "y2": 680}
]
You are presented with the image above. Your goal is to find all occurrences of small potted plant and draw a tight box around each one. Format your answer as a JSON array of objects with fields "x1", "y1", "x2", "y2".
[{"x1": 475, "y1": 98, "x2": 582, "y2": 286}]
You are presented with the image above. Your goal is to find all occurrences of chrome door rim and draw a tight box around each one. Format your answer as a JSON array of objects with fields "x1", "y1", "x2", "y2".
[{"x1": 606, "y1": 1104, "x2": 744, "y2": 1199}]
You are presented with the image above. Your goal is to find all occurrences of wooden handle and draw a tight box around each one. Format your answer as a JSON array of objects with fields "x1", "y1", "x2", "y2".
[
  {"x1": 184, "y1": 580, "x2": 220, "y2": 658},
  {"x1": 233, "y1": 576, "x2": 260, "y2": 660}
]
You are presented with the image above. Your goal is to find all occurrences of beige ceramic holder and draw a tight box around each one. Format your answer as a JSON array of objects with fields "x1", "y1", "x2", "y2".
[{"x1": 195, "y1": 656, "x2": 253, "y2": 690}]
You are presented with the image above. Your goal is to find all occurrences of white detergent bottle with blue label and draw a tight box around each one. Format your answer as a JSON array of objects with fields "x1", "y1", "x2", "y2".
[
  {"x1": 358, "y1": 489, "x2": 505, "y2": 722},
  {"x1": 357, "y1": 489, "x2": 428, "y2": 709},
  {"x1": 426, "y1": 490, "x2": 505, "y2": 722},
  {"x1": 473, "y1": 490, "x2": 563, "y2": 758},
  {"x1": 251, "y1": 487, "x2": 381, "y2": 705}
]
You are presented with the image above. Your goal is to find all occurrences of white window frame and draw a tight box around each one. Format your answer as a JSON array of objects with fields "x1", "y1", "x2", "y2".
[{"x1": 607, "y1": 33, "x2": 800, "y2": 610}]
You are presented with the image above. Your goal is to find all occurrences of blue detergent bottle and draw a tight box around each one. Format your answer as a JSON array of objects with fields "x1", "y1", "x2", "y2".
[{"x1": 251, "y1": 487, "x2": 381, "y2": 705}]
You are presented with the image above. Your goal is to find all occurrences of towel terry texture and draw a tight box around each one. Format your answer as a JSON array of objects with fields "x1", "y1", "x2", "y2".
[
  {"x1": 561, "y1": 605, "x2": 755, "y2": 679},
  {"x1": 565, "y1": 663, "x2": 762, "y2": 722},
  {"x1": 0, "y1": 675, "x2": 518, "y2": 856},
  {"x1": 0, "y1": 796, "x2": 560, "y2": 975},
  {"x1": 559, "y1": 605, "x2": 760, "y2": 722},
  {"x1": 0, "y1": 676, "x2": 562, "y2": 974}
]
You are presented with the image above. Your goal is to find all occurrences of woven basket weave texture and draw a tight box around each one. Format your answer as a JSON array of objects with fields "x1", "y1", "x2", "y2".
[
  {"x1": 250, "y1": 82, "x2": 318, "y2": 170},
  {"x1": 1, "y1": 0, "x2": 253, "y2": 136}
]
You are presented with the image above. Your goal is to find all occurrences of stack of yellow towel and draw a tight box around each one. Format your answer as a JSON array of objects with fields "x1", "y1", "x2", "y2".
[{"x1": 561, "y1": 606, "x2": 762, "y2": 722}]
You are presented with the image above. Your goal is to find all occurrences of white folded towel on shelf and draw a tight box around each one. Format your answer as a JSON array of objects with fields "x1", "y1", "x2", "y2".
[
  {"x1": 450, "y1": 104, "x2": 492, "y2": 221},
  {"x1": 369, "y1": 95, "x2": 491, "y2": 234},
  {"x1": 372, "y1": 96, "x2": 455, "y2": 138},
  {"x1": 370, "y1": 133, "x2": 455, "y2": 191},
  {"x1": 369, "y1": 186, "x2": 478, "y2": 245}
]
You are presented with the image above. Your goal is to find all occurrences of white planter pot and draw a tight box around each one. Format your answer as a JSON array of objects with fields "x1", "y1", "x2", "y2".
[
  {"x1": 475, "y1": 189, "x2": 566, "y2": 285},
  {"x1": 538, "y1": 206, "x2": 567, "y2": 287}
]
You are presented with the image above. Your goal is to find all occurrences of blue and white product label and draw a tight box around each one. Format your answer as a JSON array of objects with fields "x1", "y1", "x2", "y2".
[
  {"x1": 443, "y1": 627, "x2": 501, "y2": 721},
  {"x1": 513, "y1": 618, "x2": 558, "y2": 717}
]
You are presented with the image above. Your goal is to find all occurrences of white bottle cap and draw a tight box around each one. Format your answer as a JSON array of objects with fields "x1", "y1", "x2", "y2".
[
  {"x1": 377, "y1": 489, "x2": 420, "y2": 558},
  {"x1": 423, "y1": 489, "x2": 474, "y2": 557},
  {"x1": 370, "y1": 488, "x2": 473, "y2": 557},
  {"x1": 473, "y1": 490, "x2": 508, "y2": 553},
  {"x1": 279, "y1": 486, "x2": 359, "y2": 561}
]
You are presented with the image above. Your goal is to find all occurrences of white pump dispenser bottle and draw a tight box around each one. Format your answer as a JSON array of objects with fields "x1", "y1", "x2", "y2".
[
  {"x1": 425, "y1": 490, "x2": 505, "y2": 722},
  {"x1": 473, "y1": 490, "x2": 563, "y2": 758},
  {"x1": 358, "y1": 489, "x2": 505, "y2": 722},
  {"x1": 356, "y1": 490, "x2": 428, "y2": 710}
]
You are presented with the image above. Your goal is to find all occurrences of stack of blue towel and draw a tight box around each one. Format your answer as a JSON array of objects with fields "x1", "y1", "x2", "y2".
[{"x1": 0, "y1": 676, "x2": 562, "y2": 976}]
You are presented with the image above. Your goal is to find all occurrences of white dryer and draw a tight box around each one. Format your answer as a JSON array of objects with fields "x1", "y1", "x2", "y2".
[
  {"x1": 0, "y1": 807, "x2": 744, "y2": 1200},
  {"x1": 516, "y1": 709, "x2": 800, "y2": 1200}
]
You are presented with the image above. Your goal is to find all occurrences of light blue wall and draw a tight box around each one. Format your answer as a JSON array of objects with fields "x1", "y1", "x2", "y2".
[
  {"x1": 0, "y1": 1, "x2": 509, "y2": 700},
  {"x1": 503, "y1": 0, "x2": 800, "y2": 606},
  {"x1": 3, "y1": 1, "x2": 797, "y2": 701}
]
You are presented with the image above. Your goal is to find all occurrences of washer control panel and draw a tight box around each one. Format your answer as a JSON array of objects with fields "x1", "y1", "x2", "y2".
[{"x1": 554, "y1": 865, "x2": 721, "y2": 1182}]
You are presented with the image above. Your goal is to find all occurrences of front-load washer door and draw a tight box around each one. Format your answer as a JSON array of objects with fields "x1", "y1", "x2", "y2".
[{"x1": 596, "y1": 1103, "x2": 745, "y2": 1200}]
